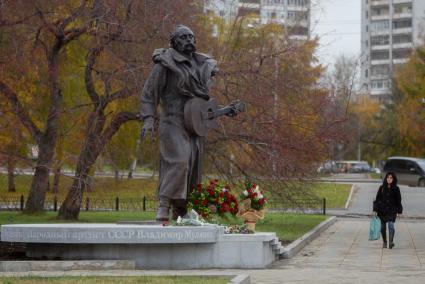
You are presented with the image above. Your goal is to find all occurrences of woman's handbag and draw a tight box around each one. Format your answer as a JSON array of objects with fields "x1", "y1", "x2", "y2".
[{"x1": 368, "y1": 216, "x2": 381, "y2": 241}]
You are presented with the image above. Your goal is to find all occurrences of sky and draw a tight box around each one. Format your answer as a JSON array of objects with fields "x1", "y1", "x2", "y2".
[{"x1": 311, "y1": 0, "x2": 361, "y2": 69}]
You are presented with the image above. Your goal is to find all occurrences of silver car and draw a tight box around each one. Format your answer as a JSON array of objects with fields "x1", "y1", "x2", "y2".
[{"x1": 383, "y1": 157, "x2": 425, "y2": 187}]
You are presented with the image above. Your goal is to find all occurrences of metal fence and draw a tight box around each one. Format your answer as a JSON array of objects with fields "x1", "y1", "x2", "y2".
[
  {"x1": 0, "y1": 195, "x2": 158, "y2": 212},
  {"x1": 0, "y1": 195, "x2": 326, "y2": 214}
]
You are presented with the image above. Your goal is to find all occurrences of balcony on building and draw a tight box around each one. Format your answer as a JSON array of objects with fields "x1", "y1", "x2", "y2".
[
  {"x1": 371, "y1": 59, "x2": 391, "y2": 65},
  {"x1": 287, "y1": 25, "x2": 309, "y2": 37},
  {"x1": 393, "y1": 0, "x2": 413, "y2": 4},
  {"x1": 393, "y1": 42, "x2": 413, "y2": 49},
  {"x1": 287, "y1": 0, "x2": 309, "y2": 11},
  {"x1": 393, "y1": 2, "x2": 412, "y2": 19},
  {"x1": 393, "y1": 58, "x2": 409, "y2": 64},
  {"x1": 370, "y1": 6, "x2": 389, "y2": 21},
  {"x1": 370, "y1": 0, "x2": 390, "y2": 7},
  {"x1": 370, "y1": 64, "x2": 390, "y2": 80},
  {"x1": 371, "y1": 44, "x2": 390, "y2": 51}
]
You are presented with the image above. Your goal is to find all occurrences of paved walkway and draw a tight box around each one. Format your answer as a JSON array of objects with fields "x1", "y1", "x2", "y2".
[{"x1": 246, "y1": 218, "x2": 425, "y2": 283}]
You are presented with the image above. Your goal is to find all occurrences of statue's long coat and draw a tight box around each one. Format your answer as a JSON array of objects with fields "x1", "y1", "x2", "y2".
[{"x1": 140, "y1": 48, "x2": 217, "y2": 201}]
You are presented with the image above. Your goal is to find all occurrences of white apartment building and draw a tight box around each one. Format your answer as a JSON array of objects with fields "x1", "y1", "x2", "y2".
[
  {"x1": 204, "y1": 0, "x2": 311, "y2": 39},
  {"x1": 360, "y1": 0, "x2": 425, "y2": 101}
]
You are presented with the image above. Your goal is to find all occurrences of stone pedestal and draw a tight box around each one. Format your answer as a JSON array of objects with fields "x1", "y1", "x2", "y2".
[{"x1": 1, "y1": 224, "x2": 279, "y2": 269}]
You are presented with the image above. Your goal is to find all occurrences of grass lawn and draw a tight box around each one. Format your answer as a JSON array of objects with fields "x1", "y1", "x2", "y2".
[
  {"x1": 0, "y1": 276, "x2": 229, "y2": 284},
  {"x1": 369, "y1": 173, "x2": 382, "y2": 180},
  {"x1": 0, "y1": 174, "x2": 158, "y2": 200},
  {"x1": 256, "y1": 212, "x2": 327, "y2": 242},
  {"x1": 0, "y1": 211, "x2": 326, "y2": 242},
  {"x1": 311, "y1": 183, "x2": 352, "y2": 209}
]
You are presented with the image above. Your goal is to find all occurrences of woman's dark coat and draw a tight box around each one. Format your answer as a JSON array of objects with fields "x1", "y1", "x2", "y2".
[{"x1": 374, "y1": 185, "x2": 403, "y2": 222}]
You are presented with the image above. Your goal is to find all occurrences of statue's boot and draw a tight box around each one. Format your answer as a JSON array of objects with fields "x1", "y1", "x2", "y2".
[
  {"x1": 156, "y1": 197, "x2": 170, "y2": 225},
  {"x1": 171, "y1": 199, "x2": 188, "y2": 221}
]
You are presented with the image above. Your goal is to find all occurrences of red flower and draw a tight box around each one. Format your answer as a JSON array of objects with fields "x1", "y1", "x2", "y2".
[
  {"x1": 202, "y1": 199, "x2": 207, "y2": 205},
  {"x1": 194, "y1": 199, "x2": 199, "y2": 205}
]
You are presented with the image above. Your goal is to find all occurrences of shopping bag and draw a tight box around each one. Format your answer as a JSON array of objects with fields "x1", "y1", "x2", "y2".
[{"x1": 368, "y1": 216, "x2": 381, "y2": 241}]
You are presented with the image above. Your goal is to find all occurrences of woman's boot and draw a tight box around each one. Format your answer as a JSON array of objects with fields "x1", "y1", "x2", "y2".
[
  {"x1": 381, "y1": 226, "x2": 387, "y2": 248},
  {"x1": 389, "y1": 229, "x2": 395, "y2": 249}
]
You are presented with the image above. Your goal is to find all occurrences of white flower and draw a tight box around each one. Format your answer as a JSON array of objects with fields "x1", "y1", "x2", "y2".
[{"x1": 258, "y1": 194, "x2": 263, "y2": 199}]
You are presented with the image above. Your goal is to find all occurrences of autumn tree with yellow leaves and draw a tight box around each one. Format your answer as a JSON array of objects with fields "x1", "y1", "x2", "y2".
[{"x1": 393, "y1": 47, "x2": 425, "y2": 157}]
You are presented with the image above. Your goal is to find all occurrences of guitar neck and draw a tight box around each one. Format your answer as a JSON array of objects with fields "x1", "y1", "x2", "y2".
[{"x1": 210, "y1": 106, "x2": 233, "y2": 119}]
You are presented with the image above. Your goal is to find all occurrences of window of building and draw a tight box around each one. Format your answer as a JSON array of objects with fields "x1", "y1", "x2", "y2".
[
  {"x1": 371, "y1": 65, "x2": 390, "y2": 76},
  {"x1": 393, "y1": 34, "x2": 412, "y2": 44},
  {"x1": 371, "y1": 80, "x2": 389, "y2": 89},
  {"x1": 393, "y1": 3, "x2": 412, "y2": 14},
  {"x1": 371, "y1": 7, "x2": 389, "y2": 16},
  {"x1": 365, "y1": 69, "x2": 368, "y2": 78},
  {"x1": 366, "y1": 25, "x2": 368, "y2": 32},
  {"x1": 393, "y1": 49, "x2": 412, "y2": 59},
  {"x1": 371, "y1": 35, "x2": 389, "y2": 45},
  {"x1": 371, "y1": 20, "x2": 389, "y2": 32},
  {"x1": 288, "y1": 11, "x2": 307, "y2": 21},
  {"x1": 371, "y1": 50, "x2": 389, "y2": 60},
  {"x1": 392, "y1": 19, "x2": 412, "y2": 29},
  {"x1": 366, "y1": 10, "x2": 368, "y2": 19},
  {"x1": 288, "y1": 0, "x2": 308, "y2": 6}
]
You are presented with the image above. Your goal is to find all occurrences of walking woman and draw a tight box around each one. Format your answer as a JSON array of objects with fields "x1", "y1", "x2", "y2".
[{"x1": 373, "y1": 172, "x2": 403, "y2": 249}]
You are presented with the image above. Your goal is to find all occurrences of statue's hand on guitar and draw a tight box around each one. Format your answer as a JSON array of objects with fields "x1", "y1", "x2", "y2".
[{"x1": 225, "y1": 100, "x2": 245, "y2": 117}]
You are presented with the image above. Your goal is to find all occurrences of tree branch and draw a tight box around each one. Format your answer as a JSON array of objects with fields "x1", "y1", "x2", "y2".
[
  {"x1": 105, "y1": 87, "x2": 135, "y2": 104},
  {"x1": 100, "y1": 111, "x2": 140, "y2": 145},
  {"x1": 0, "y1": 81, "x2": 43, "y2": 143},
  {"x1": 59, "y1": 0, "x2": 88, "y2": 31}
]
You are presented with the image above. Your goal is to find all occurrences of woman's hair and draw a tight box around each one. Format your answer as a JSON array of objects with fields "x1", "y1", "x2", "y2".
[{"x1": 383, "y1": 172, "x2": 398, "y2": 187}]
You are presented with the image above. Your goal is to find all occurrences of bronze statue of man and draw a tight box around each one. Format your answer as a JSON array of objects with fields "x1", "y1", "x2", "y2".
[{"x1": 140, "y1": 25, "x2": 218, "y2": 222}]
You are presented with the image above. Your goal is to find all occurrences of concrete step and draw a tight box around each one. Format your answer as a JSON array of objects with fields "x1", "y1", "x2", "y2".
[{"x1": 0, "y1": 260, "x2": 135, "y2": 272}]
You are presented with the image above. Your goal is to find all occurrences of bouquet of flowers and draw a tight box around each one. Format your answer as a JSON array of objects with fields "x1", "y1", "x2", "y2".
[
  {"x1": 240, "y1": 182, "x2": 267, "y2": 210},
  {"x1": 237, "y1": 182, "x2": 267, "y2": 231},
  {"x1": 188, "y1": 179, "x2": 239, "y2": 220}
]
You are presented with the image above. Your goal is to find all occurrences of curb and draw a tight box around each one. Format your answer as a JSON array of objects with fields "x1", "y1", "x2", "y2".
[
  {"x1": 344, "y1": 184, "x2": 356, "y2": 210},
  {"x1": 0, "y1": 260, "x2": 135, "y2": 272},
  {"x1": 279, "y1": 216, "x2": 337, "y2": 259},
  {"x1": 229, "y1": 274, "x2": 250, "y2": 284}
]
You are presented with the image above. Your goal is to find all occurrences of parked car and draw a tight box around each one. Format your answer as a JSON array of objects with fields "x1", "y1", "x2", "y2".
[
  {"x1": 382, "y1": 157, "x2": 425, "y2": 187},
  {"x1": 334, "y1": 160, "x2": 371, "y2": 173}
]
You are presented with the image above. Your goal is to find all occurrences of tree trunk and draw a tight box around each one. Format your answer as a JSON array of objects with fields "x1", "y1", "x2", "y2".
[
  {"x1": 58, "y1": 111, "x2": 139, "y2": 220},
  {"x1": 7, "y1": 157, "x2": 16, "y2": 192},
  {"x1": 58, "y1": 115, "x2": 103, "y2": 219},
  {"x1": 25, "y1": 141, "x2": 55, "y2": 212},
  {"x1": 53, "y1": 166, "x2": 61, "y2": 194},
  {"x1": 58, "y1": 169, "x2": 89, "y2": 220}
]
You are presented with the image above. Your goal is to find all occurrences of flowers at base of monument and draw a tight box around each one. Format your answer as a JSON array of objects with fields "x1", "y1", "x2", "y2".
[
  {"x1": 188, "y1": 179, "x2": 239, "y2": 220},
  {"x1": 224, "y1": 224, "x2": 252, "y2": 234},
  {"x1": 240, "y1": 182, "x2": 267, "y2": 211}
]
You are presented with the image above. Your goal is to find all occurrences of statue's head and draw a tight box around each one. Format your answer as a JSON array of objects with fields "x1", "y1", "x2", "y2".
[{"x1": 170, "y1": 25, "x2": 196, "y2": 55}]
